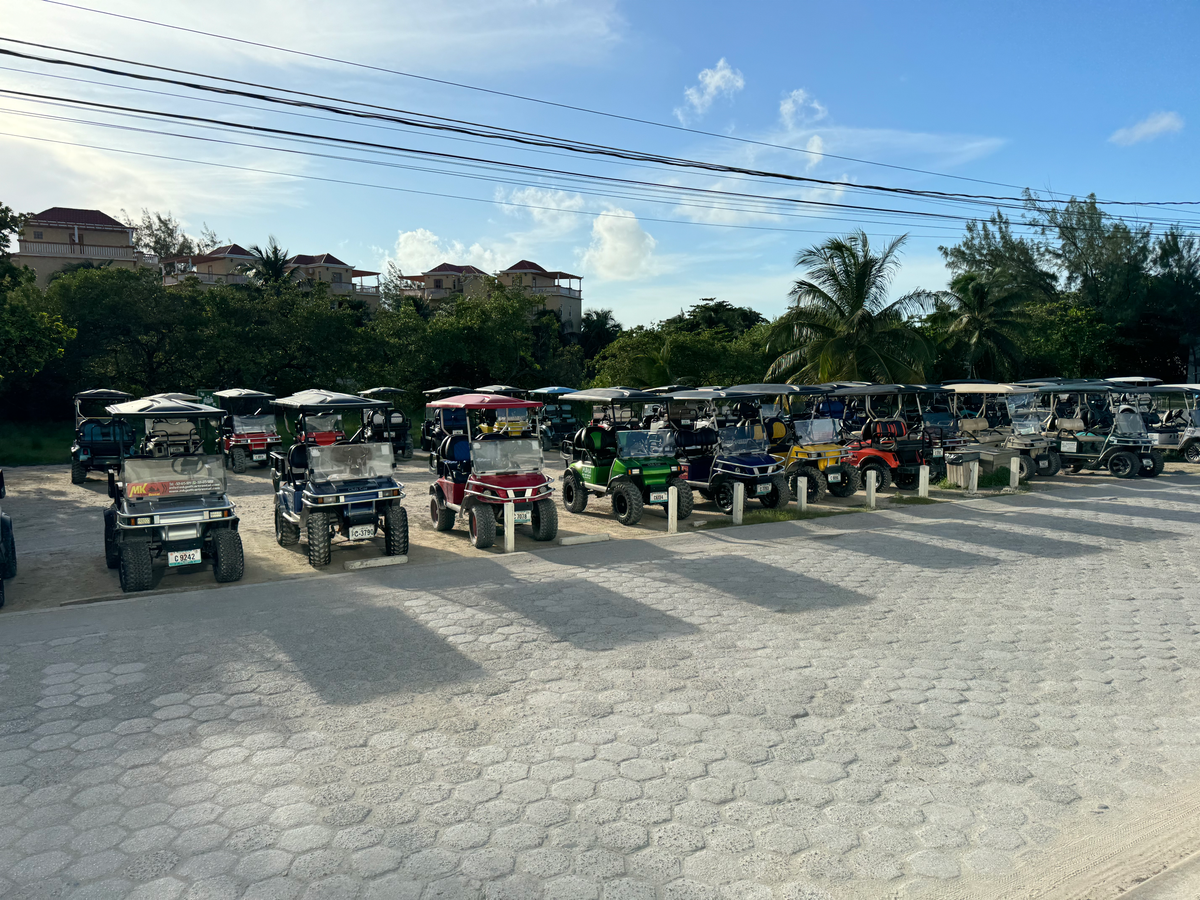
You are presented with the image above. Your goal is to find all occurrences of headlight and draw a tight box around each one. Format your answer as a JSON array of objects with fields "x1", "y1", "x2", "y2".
[
  {"x1": 208, "y1": 510, "x2": 231, "y2": 519},
  {"x1": 628, "y1": 468, "x2": 641, "y2": 475},
  {"x1": 670, "y1": 466, "x2": 680, "y2": 472}
]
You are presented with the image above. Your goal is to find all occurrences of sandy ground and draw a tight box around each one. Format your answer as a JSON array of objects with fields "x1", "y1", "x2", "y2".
[{"x1": 4, "y1": 455, "x2": 1197, "y2": 612}]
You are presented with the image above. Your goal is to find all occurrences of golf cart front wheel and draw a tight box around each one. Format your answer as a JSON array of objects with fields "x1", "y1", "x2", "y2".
[
  {"x1": 1017, "y1": 455, "x2": 1036, "y2": 481},
  {"x1": 668, "y1": 477, "x2": 694, "y2": 519},
  {"x1": 712, "y1": 478, "x2": 742, "y2": 515},
  {"x1": 1185, "y1": 442, "x2": 1200, "y2": 464},
  {"x1": 402, "y1": 438, "x2": 414, "y2": 460},
  {"x1": 825, "y1": 463, "x2": 860, "y2": 498},
  {"x1": 229, "y1": 447, "x2": 248, "y2": 474},
  {"x1": 306, "y1": 511, "x2": 332, "y2": 567},
  {"x1": 468, "y1": 503, "x2": 496, "y2": 549},
  {"x1": 103, "y1": 508, "x2": 119, "y2": 569},
  {"x1": 1044, "y1": 449, "x2": 1063, "y2": 476},
  {"x1": 1138, "y1": 450, "x2": 1165, "y2": 478},
  {"x1": 530, "y1": 498, "x2": 558, "y2": 541},
  {"x1": 212, "y1": 529, "x2": 245, "y2": 583},
  {"x1": 71, "y1": 460, "x2": 87, "y2": 484},
  {"x1": 561, "y1": 469, "x2": 588, "y2": 513},
  {"x1": 118, "y1": 542, "x2": 153, "y2": 593},
  {"x1": 431, "y1": 497, "x2": 455, "y2": 532},
  {"x1": 759, "y1": 473, "x2": 790, "y2": 509},
  {"x1": 384, "y1": 502, "x2": 409, "y2": 555},
  {"x1": 789, "y1": 467, "x2": 827, "y2": 504},
  {"x1": 275, "y1": 504, "x2": 300, "y2": 547},
  {"x1": 611, "y1": 482, "x2": 644, "y2": 526},
  {"x1": 1108, "y1": 451, "x2": 1140, "y2": 479},
  {"x1": 894, "y1": 471, "x2": 919, "y2": 490},
  {"x1": 860, "y1": 464, "x2": 892, "y2": 492}
]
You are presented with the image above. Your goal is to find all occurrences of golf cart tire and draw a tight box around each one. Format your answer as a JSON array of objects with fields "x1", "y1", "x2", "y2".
[
  {"x1": 306, "y1": 511, "x2": 332, "y2": 567},
  {"x1": 275, "y1": 503, "x2": 300, "y2": 547},
  {"x1": 711, "y1": 477, "x2": 742, "y2": 515},
  {"x1": 384, "y1": 502, "x2": 409, "y2": 556},
  {"x1": 611, "y1": 481, "x2": 644, "y2": 526},
  {"x1": 1108, "y1": 451, "x2": 1139, "y2": 479},
  {"x1": 789, "y1": 466, "x2": 827, "y2": 504},
  {"x1": 1044, "y1": 449, "x2": 1063, "y2": 476},
  {"x1": 0, "y1": 576, "x2": 4, "y2": 608},
  {"x1": 826, "y1": 463, "x2": 860, "y2": 498},
  {"x1": 1017, "y1": 455, "x2": 1036, "y2": 481},
  {"x1": 562, "y1": 469, "x2": 588, "y2": 513},
  {"x1": 1139, "y1": 450, "x2": 1165, "y2": 478},
  {"x1": 71, "y1": 460, "x2": 87, "y2": 484},
  {"x1": 212, "y1": 529, "x2": 245, "y2": 583},
  {"x1": 759, "y1": 473, "x2": 790, "y2": 509},
  {"x1": 530, "y1": 498, "x2": 558, "y2": 541},
  {"x1": 118, "y1": 542, "x2": 153, "y2": 593},
  {"x1": 402, "y1": 437, "x2": 414, "y2": 460},
  {"x1": 668, "y1": 477, "x2": 694, "y2": 519},
  {"x1": 1, "y1": 519, "x2": 15, "y2": 580},
  {"x1": 431, "y1": 497, "x2": 456, "y2": 532},
  {"x1": 467, "y1": 502, "x2": 496, "y2": 549},
  {"x1": 230, "y1": 447, "x2": 248, "y2": 474},
  {"x1": 860, "y1": 463, "x2": 892, "y2": 492},
  {"x1": 103, "y1": 508, "x2": 120, "y2": 569},
  {"x1": 1185, "y1": 442, "x2": 1200, "y2": 464},
  {"x1": 894, "y1": 471, "x2": 919, "y2": 491}
]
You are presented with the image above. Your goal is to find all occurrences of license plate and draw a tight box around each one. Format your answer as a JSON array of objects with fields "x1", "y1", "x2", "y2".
[
  {"x1": 514, "y1": 510, "x2": 532, "y2": 524},
  {"x1": 1142, "y1": 458, "x2": 1153, "y2": 466},
  {"x1": 650, "y1": 491, "x2": 669, "y2": 503},
  {"x1": 755, "y1": 483, "x2": 771, "y2": 495},
  {"x1": 168, "y1": 549, "x2": 201, "y2": 567},
  {"x1": 827, "y1": 472, "x2": 842, "y2": 483},
  {"x1": 252, "y1": 453, "x2": 266, "y2": 461},
  {"x1": 348, "y1": 525, "x2": 376, "y2": 541},
  {"x1": 932, "y1": 448, "x2": 944, "y2": 458},
  {"x1": 1038, "y1": 458, "x2": 1048, "y2": 467},
  {"x1": 1062, "y1": 441, "x2": 1078, "y2": 452}
]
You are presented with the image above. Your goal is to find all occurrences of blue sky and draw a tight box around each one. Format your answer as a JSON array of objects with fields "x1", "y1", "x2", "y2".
[{"x1": 2, "y1": 0, "x2": 1196, "y2": 326}]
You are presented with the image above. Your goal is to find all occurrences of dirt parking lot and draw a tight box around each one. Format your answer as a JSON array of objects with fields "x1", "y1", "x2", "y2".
[{"x1": 4, "y1": 455, "x2": 1197, "y2": 612}]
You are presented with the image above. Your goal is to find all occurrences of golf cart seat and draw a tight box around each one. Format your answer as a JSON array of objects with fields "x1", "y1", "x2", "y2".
[
  {"x1": 79, "y1": 419, "x2": 136, "y2": 454},
  {"x1": 287, "y1": 443, "x2": 308, "y2": 476},
  {"x1": 1055, "y1": 417, "x2": 1085, "y2": 433},
  {"x1": 439, "y1": 434, "x2": 472, "y2": 480},
  {"x1": 862, "y1": 419, "x2": 908, "y2": 441},
  {"x1": 675, "y1": 426, "x2": 717, "y2": 454},
  {"x1": 580, "y1": 425, "x2": 618, "y2": 462},
  {"x1": 765, "y1": 418, "x2": 788, "y2": 444},
  {"x1": 959, "y1": 416, "x2": 990, "y2": 434}
]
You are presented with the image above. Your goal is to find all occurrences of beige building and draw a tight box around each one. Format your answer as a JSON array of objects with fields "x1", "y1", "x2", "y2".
[
  {"x1": 12, "y1": 207, "x2": 157, "y2": 287},
  {"x1": 162, "y1": 243, "x2": 255, "y2": 287},
  {"x1": 285, "y1": 253, "x2": 380, "y2": 303},
  {"x1": 162, "y1": 247, "x2": 381, "y2": 306},
  {"x1": 403, "y1": 260, "x2": 583, "y2": 332}
]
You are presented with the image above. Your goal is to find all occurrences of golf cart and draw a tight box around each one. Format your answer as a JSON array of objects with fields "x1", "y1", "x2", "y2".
[
  {"x1": 427, "y1": 393, "x2": 557, "y2": 548},
  {"x1": 945, "y1": 383, "x2": 1061, "y2": 478},
  {"x1": 1038, "y1": 382, "x2": 1162, "y2": 478},
  {"x1": 1144, "y1": 386, "x2": 1200, "y2": 462},
  {"x1": 476, "y1": 384, "x2": 525, "y2": 397},
  {"x1": 70, "y1": 389, "x2": 135, "y2": 483},
  {"x1": 271, "y1": 391, "x2": 407, "y2": 567},
  {"x1": 560, "y1": 388, "x2": 692, "y2": 526},
  {"x1": 834, "y1": 384, "x2": 943, "y2": 490},
  {"x1": 421, "y1": 386, "x2": 472, "y2": 451},
  {"x1": 102, "y1": 396, "x2": 243, "y2": 593},
  {"x1": 661, "y1": 389, "x2": 789, "y2": 513},
  {"x1": 213, "y1": 388, "x2": 282, "y2": 473},
  {"x1": 0, "y1": 470, "x2": 14, "y2": 607},
  {"x1": 358, "y1": 387, "x2": 414, "y2": 460},
  {"x1": 528, "y1": 386, "x2": 580, "y2": 452}
]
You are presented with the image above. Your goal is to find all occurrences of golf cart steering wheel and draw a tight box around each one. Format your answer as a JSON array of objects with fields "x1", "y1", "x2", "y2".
[{"x1": 174, "y1": 456, "x2": 204, "y2": 475}]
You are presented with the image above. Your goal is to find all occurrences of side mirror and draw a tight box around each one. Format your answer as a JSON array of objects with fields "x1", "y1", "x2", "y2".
[{"x1": 107, "y1": 471, "x2": 117, "y2": 499}]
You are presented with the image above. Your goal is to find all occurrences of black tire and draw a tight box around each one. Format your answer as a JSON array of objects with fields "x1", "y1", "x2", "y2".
[
  {"x1": 789, "y1": 466, "x2": 827, "y2": 504},
  {"x1": 711, "y1": 477, "x2": 745, "y2": 515},
  {"x1": 759, "y1": 473, "x2": 790, "y2": 509},
  {"x1": 1139, "y1": 450, "x2": 1165, "y2": 478},
  {"x1": 894, "y1": 471, "x2": 919, "y2": 490},
  {"x1": 230, "y1": 447, "x2": 247, "y2": 474},
  {"x1": 431, "y1": 496, "x2": 456, "y2": 532},
  {"x1": 212, "y1": 529, "x2": 245, "y2": 583},
  {"x1": 71, "y1": 460, "x2": 87, "y2": 484},
  {"x1": 467, "y1": 502, "x2": 496, "y2": 549},
  {"x1": 562, "y1": 468, "x2": 588, "y2": 513},
  {"x1": 860, "y1": 463, "x2": 892, "y2": 492},
  {"x1": 1044, "y1": 449, "x2": 1063, "y2": 476},
  {"x1": 306, "y1": 511, "x2": 332, "y2": 567},
  {"x1": 384, "y1": 502, "x2": 409, "y2": 555},
  {"x1": 0, "y1": 575, "x2": 5, "y2": 608},
  {"x1": 118, "y1": 541, "x2": 153, "y2": 593},
  {"x1": 1070, "y1": 462, "x2": 1086, "y2": 473},
  {"x1": 1, "y1": 519, "x2": 16, "y2": 579},
  {"x1": 668, "y1": 477, "x2": 694, "y2": 519},
  {"x1": 1017, "y1": 455, "x2": 1036, "y2": 480},
  {"x1": 103, "y1": 508, "x2": 119, "y2": 570},
  {"x1": 275, "y1": 502, "x2": 300, "y2": 546},
  {"x1": 611, "y1": 481, "x2": 644, "y2": 526},
  {"x1": 1184, "y1": 442, "x2": 1200, "y2": 464},
  {"x1": 1108, "y1": 451, "x2": 1139, "y2": 479},
  {"x1": 825, "y1": 463, "x2": 860, "y2": 498},
  {"x1": 402, "y1": 436, "x2": 414, "y2": 460},
  {"x1": 530, "y1": 498, "x2": 558, "y2": 541}
]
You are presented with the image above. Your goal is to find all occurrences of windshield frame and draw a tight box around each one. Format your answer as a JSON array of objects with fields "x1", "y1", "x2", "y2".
[
  {"x1": 123, "y1": 455, "x2": 227, "y2": 498},
  {"x1": 470, "y1": 437, "x2": 544, "y2": 475},
  {"x1": 306, "y1": 442, "x2": 394, "y2": 483},
  {"x1": 231, "y1": 413, "x2": 278, "y2": 435},
  {"x1": 616, "y1": 429, "x2": 677, "y2": 458},
  {"x1": 718, "y1": 423, "x2": 768, "y2": 454}
]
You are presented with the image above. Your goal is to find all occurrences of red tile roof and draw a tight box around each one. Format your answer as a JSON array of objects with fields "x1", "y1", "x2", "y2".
[{"x1": 28, "y1": 207, "x2": 128, "y2": 231}]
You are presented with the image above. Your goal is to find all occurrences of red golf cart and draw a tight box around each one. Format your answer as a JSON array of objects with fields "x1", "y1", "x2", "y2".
[{"x1": 427, "y1": 393, "x2": 558, "y2": 548}]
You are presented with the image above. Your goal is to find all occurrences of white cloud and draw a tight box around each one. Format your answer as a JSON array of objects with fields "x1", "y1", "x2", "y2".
[
  {"x1": 498, "y1": 187, "x2": 586, "y2": 231},
  {"x1": 388, "y1": 228, "x2": 506, "y2": 275},
  {"x1": 803, "y1": 135, "x2": 824, "y2": 172},
  {"x1": 779, "y1": 88, "x2": 827, "y2": 129},
  {"x1": 675, "y1": 58, "x2": 745, "y2": 123},
  {"x1": 1109, "y1": 111, "x2": 1184, "y2": 146},
  {"x1": 580, "y1": 208, "x2": 658, "y2": 281}
]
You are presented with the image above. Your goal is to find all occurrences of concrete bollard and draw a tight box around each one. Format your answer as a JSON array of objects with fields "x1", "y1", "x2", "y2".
[
  {"x1": 667, "y1": 485, "x2": 678, "y2": 534},
  {"x1": 918, "y1": 465, "x2": 930, "y2": 498},
  {"x1": 504, "y1": 503, "x2": 515, "y2": 553},
  {"x1": 732, "y1": 481, "x2": 745, "y2": 525},
  {"x1": 866, "y1": 468, "x2": 877, "y2": 509},
  {"x1": 797, "y1": 476, "x2": 807, "y2": 513},
  {"x1": 968, "y1": 460, "x2": 980, "y2": 496},
  {"x1": 1009, "y1": 455, "x2": 1020, "y2": 490}
]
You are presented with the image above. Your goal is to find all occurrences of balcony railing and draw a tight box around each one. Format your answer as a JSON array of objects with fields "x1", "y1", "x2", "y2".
[
  {"x1": 527, "y1": 285, "x2": 581, "y2": 299},
  {"x1": 164, "y1": 272, "x2": 250, "y2": 286},
  {"x1": 18, "y1": 240, "x2": 135, "y2": 259}
]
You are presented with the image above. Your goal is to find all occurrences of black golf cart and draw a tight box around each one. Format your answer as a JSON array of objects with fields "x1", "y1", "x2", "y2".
[
  {"x1": 421, "y1": 386, "x2": 472, "y2": 451},
  {"x1": 213, "y1": 388, "x2": 282, "y2": 473},
  {"x1": 528, "y1": 386, "x2": 580, "y2": 452},
  {"x1": 1038, "y1": 382, "x2": 1162, "y2": 478},
  {"x1": 272, "y1": 390, "x2": 408, "y2": 568},
  {"x1": 0, "y1": 469, "x2": 14, "y2": 607},
  {"x1": 70, "y1": 389, "x2": 135, "y2": 483},
  {"x1": 358, "y1": 387, "x2": 414, "y2": 460},
  {"x1": 102, "y1": 397, "x2": 244, "y2": 593}
]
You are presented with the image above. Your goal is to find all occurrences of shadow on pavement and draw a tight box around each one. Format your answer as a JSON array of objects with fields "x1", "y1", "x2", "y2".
[
  {"x1": 831, "y1": 530, "x2": 1001, "y2": 571},
  {"x1": 661, "y1": 551, "x2": 874, "y2": 613}
]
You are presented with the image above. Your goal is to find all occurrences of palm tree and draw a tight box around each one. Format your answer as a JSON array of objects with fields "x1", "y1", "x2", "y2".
[
  {"x1": 245, "y1": 238, "x2": 294, "y2": 285},
  {"x1": 629, "y1": 334, "x2": 684, "y2": 386},
  {"x1": 929, "y1": 269, "x2": 1029, "y2": 379},
  {"x1": 766, "y1": 231, "x2": 933, "y2": 383}
]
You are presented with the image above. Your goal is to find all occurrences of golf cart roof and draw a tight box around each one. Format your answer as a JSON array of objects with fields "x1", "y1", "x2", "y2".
[
  {"x1": 74, "y1": 388, "x2": 133, "y2": 402},
  {"x1": 146, "y1": 392, "x2": 201, "y2": 402},
  {"x1": 527, "y1": 386, "x2": 577, "y2": 396},
  {"x1": 212, "y1": 388, "x2": 275, "y2": 400},
  {"x1": 941, "y1": 379, "x2": 998, "y2": 385},
  {"x1": 273, "y1": 389, "x2": 387, "y2": 412},
  {"x1": 943, "y1": 383, "x2": 1033, "y2": 395},
  {"x1": 644, "y1": 384, "x2": 693, "y2": 395},
  {"x1": 358, "y1": 387, "x2": 406, "y2": 397},
  {"x1": 666, "y1": 388, "x2": 757, "y2": 401},
  {"x1": 830, "y1": 383, "x2": 932, "y2": 396},
  {"x1": 475, "y1": 384, "x2": 524, "y2": 395},
  {"x1": 106, "y1": 397, "x2": 224, "y2": 418},
  {"x1": 1155, "y1": 384, "x2": 1200, "y2": 392},
  {"x1": 422, "y1": 386, "x2": 471, "y2": 397},
  {"x1": 725, "y1": 383, "x2": 806, "y2": 395},
  {"x1": 427, "y1": 393, "x2": 543, "y2": 411},
  {"x1": 562, "y1": 387, "x2": 660, "y2": 403},
  {"x1": 1107, "y1": 376, "x2": 1163, "y2": 386},
  {"x1": 1034, "y1": 380, "x2": 1113, "y2": 393}
]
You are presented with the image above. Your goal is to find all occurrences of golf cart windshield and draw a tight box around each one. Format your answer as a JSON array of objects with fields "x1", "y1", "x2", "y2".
[
  {"x1": 719, "y1": 424, "x2": 767, "y2": 454},
  {"x1": 1114, "y1": 410, "x2": 1148, "y2": 437},
  {"x1": 305, "y1": 414, "x2": 342, "y2": 433},
  {"x1": 1006, "y1": 393, "x2": 1044, "y2": 435},
  {"x1": 306, "y1": 443, "x2": 392, "y2": 482},
  {"x1": 484, "y1": 408, "x2": 530, "y2": 432},
  {"x1": 123, "y1": 456, "x2": 226, "y2": 498},
  {"x1": 794, "y1": 417, "x2": 838, "y2": 444},
  {"x1": 617, "y1": 430, "x2": 677, "y2": 458},
  {"x1": 232, "y1": 414, "x2": 277, "y2": 434},
  {"x1": 471, "y1": 437, "x2": 543, "y2": 474}
]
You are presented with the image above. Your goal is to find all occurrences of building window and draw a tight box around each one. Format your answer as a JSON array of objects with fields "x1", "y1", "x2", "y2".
[
  {"x1": 33, "y1": 230, "x2": 43, "y2": 240},
  {"x1": 433, "y1": 278, "x2": 443, "y2": 289},
  {"x1": 332, "y1": 272, "x2": 342, "y2": 283}
]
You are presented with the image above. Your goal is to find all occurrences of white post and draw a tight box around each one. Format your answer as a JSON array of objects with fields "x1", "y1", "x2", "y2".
[
  {"x1": 866, "y1": 469, "x2": 877, "y2": 509},
  {"x1": 667, "y1": 485, "x2": 678, "y2": 534},
  {"x1": 797, "y1": 476, "x2": 807, "y2": 513},
  {"x1": 918, "y1": 465, "x2": 930, "y2": 498},
  {"x1": 504, "y1": 503, "x2": 515, "y2": 553},
  {"x1": 732, "y1": 482, "x2": 745, "y2": 525},
  {"x1": 968, "y1": 460, "x2": 979, "y2": 496},
  {"x1": 1009, "y1": 456, "x2": 1020, "y2": 490}
]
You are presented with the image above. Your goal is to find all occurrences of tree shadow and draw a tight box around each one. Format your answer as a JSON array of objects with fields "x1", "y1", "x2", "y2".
[
  {"x1": 830, "y1": 530, "x2": 1001, "y2": 570},
  {"x1": 914, "y1": 518, "x2": 1097, "y2": 560},
  {"x1": 991, "y1": 510, "x2": 1178, "y2": 543},
  {"x1": 1055, "y1": 499, "x2": 1200, "y2": 527}
]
